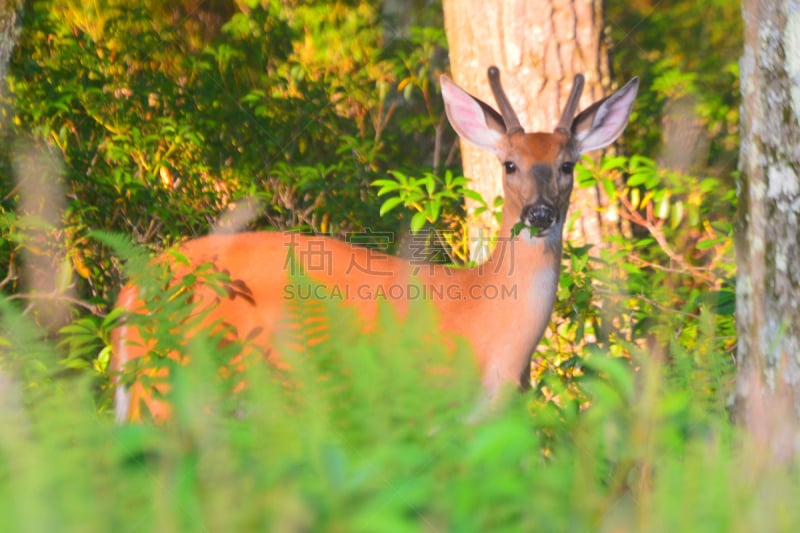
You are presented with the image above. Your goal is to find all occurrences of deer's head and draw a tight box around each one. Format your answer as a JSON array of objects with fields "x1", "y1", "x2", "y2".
[{"x1": 441, "y1": 67, "x2": 638, "y2": 240}]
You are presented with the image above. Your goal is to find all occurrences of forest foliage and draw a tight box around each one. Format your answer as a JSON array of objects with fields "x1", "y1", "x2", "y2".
[{"x1": 1, "y1": 1, "x2": 791, "y2": 531}]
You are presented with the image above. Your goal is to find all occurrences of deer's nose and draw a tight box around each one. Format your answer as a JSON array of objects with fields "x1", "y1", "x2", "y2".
[{"x1": 521, "y1": 203, "x2": 557, "y2": 230}]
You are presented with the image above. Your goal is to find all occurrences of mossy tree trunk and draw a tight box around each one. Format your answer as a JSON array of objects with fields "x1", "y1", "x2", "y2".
[
  {"x1": 442, "y1": 0, "x2": 610, "y2": 258},
  {"x1": 735, "y1": 0, "x2": 800, "y2": 427},
  {"x1": 0, "y1": 0, "x2": 21, "y2": 97}
]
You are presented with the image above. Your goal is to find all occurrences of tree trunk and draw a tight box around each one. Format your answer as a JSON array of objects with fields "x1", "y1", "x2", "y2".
[
  {"x1": 735, "y1": 0, "x2": 800, "y2": 435},
  {"x1": 0, "y1": 0, "x2": 21, "y2": 97},
  {"x1": 442, "y1": 0, "x2": 610, "y2": 258}
]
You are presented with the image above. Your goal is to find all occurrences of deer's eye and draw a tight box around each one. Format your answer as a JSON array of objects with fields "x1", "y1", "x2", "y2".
[
  {"x1": 560, "y1": 161, "x2": 575, "y2": 174},
  {"x1": 503, "y1": 161, "x2": 518, "y2": 173}
]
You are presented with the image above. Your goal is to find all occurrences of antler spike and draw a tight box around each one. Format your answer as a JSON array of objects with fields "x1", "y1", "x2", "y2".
[
  {"x1": 488, "y1": 66, "x2": 523, "y2": 135},
  {"x1": 556, "y1": 74, "x2": 585, "y2": 134}
]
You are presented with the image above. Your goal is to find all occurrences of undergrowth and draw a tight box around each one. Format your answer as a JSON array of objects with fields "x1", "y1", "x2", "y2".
[{"x1": 0, "y1": 237, "x2": 798, "y2": 533}]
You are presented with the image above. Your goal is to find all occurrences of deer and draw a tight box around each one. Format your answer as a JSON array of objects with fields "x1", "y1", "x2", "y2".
[{"x1": 110, "y1": 66, "x2": 638, "y2": 422}]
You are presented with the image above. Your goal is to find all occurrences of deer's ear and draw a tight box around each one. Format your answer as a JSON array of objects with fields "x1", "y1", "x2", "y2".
[
  {"x1": 441, "y1": 75, "x2": 508, "y2": 156},
  {"x1": 572, "y1": 77, "x2": 639, "y2": 154}
]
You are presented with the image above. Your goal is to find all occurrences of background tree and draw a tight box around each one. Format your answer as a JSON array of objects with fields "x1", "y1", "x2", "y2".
[
  {"x1": 735, "y1": 0, "x2": 800, "y2": 426},
  {"x1": 0, "y1": 0, "x2": 20, "y2": 95},
  {"x1": 442, "y1": 0, "x2": 611, "y2": 257}
]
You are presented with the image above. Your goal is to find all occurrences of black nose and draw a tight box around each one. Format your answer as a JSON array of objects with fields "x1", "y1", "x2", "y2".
[{"x1": 521, "y1": 203, "x2": 557, "y2": 229}]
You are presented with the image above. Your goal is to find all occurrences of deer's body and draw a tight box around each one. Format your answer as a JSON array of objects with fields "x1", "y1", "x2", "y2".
[{"x1": 111, "y1": 67, "x2": 638, "y2": 421}]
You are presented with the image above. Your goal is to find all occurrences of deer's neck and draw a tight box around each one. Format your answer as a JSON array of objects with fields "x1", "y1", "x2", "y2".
[
  {"x1": 452, "y1": 217, "x2": 564, "y2": 393},
  {"x1": 487, "y1": 217, "x2": 564, "y2": 331},
  {"x1": 487, "y1": 217, "x2": 564, "y2": 278}
]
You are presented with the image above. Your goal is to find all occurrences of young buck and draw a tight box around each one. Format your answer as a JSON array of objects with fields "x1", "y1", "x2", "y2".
[{"x1": 111, "y1": 67, "x2": 638, "y2": 421}]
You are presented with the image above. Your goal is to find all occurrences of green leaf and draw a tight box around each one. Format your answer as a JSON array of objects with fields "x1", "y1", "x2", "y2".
[
  {"x1": 388, "y1": 170, "x2": 408, "y2": 185},
  {"x1": 410, "y1": 212, "x2": 427, "y2": 233},
  {"x1": 696, "y1": 237, "x2": 723, "y2": 250},
  {"x1": 379, "y1": 196, "x2": 405, "y2": 216},
  {"x1": 427, "y1": 198, "x2": 440, "y2": 222},
  {"x1": 422, "y1": 174, "x2": 436, "y2": 196},
  {"x1": 630, "y1": 188, "x2": 641, "y2": 209},
  {"x1": 601, "y1": 177, "x2": 616, "y2": 198},
  {"x1": 627, "y1": 172, "x2": 649, "y2": 187},
  {"x1": 372, "y1": 178, "x2": 399, "y2": 193},
  {"x1": 601, "y1": 155, "x2": 628, "y2": 171},
  {"x1": 656, "y1": 194, "x2": 670, "y2": 219},
  {"x1": 458, "y1": 189, "x2": 480, "y2": 203},
  {"x1": 670, "y1": 200, "x2": 684, "y2": 229}
]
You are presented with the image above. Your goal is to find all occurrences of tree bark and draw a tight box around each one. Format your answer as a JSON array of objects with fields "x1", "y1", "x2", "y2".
[
  {"x1": 735, "y1": 0, "x2": 800, "y2": 430},
  {"x1": 442, "y1": 0, "x2": 610, "y2": 258},
  {"x1": 0, "y1": 0, "x2": 21, "y2": 98}
]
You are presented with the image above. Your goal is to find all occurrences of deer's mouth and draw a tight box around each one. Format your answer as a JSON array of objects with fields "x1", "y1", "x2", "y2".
[{"x1": 520, "y1": 203, "x2": 557, "y2": 232}]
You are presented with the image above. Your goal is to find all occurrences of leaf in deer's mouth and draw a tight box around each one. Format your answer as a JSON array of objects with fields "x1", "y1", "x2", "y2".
[{"x1": 511, "y1": 221, "x2": 542, "y2": 239}]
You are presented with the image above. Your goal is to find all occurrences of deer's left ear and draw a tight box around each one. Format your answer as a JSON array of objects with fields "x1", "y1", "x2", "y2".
[{"x1": 572, "y1": 77, "x2": 639, "y2": 154}]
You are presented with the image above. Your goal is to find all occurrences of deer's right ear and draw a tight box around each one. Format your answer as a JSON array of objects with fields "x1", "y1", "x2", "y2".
[{"x1": 441, "y1": 75, "x2": 507, "y2": 156}]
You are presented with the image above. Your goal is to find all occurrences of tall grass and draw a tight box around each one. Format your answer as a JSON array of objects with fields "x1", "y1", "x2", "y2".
[{"x1": 1, "y1": 256, "x2": 799, "y2": 532}]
